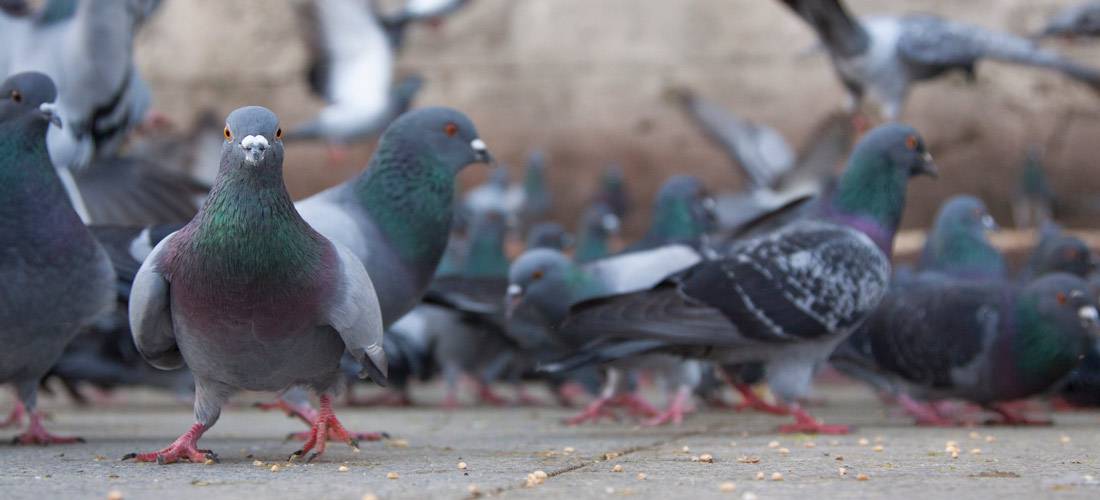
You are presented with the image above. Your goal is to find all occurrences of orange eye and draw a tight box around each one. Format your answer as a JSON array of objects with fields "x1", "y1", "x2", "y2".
[
  {"x1": 10, "y1": 90, "x2": 21, "y2": 103},
  {"x1": 905, "y1": 135, "x2": 918, "y2": 150},
  {"x1": 444, "y1": 122, "x2": 458, "y2": 137},
  {"x1": 275, "y1": 128, "x2": 283, "y2": 140},
  {"x1": 1057, "y1": 292, "x2": 1068, "y2": 305},
  {"x1": 224, "y1": 126, "x2": 232, "y2": 142},
  {"x1": 531, "y1": 270, "x2": 544, "y2": 281}
]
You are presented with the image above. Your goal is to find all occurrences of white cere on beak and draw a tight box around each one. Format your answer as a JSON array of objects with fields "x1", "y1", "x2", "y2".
[
  {"x1": 39, "y1": 102, "x2": 58, "y2": 114},
  {"x1": 507, "y1": 284, "x2": 523, "y2": 297},
  {"x1": 471, "y1": 138, "x2": 487, "y2": 152},
  {"x1": 1078, "y1": 305, "x2": 1098, "y2": 323},
  {"x1": 241, "y1": 135, "x2": 269, "y2": 150},
  {"x1": 981, "y1": 214, "x2": 996, "y2": 231},
  {"x1": 240, "y1": 134, "x2": 269, "y2": 164},
  {"x1": 702, "y1": 197, "x2": 717, "y2": 211},
  {"x1": 602, "y1": 214, "x2": 620, "y2": 233}
]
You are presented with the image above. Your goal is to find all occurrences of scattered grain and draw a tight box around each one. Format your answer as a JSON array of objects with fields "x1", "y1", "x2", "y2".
[
  {"x1": 252, "y1": 460, "x2": 264, "y2": 467},
  {"x1": 612, "y1": 464, "x2": 624, "y2": 473},
  {"x1": 737, "y1": 455, "x2": 760, "y2": 464},
  {"x1": 872, "y1": 445, "x2": 884, "y2": 452},
  {"x1": 270, "y1": 465, "x2": 280, "y2": 472},
  {"x1": 857, "y1": 438, "x2": 869, "y2": 446},
  {"x1": 386, "y1": 472, "x2": 400, "y2": 480},
  {"x1": 458, "y1": 462, "x2": 468, "y2": 470},
  {"x1": 770, "y1": 472, "x2": 784, "y2": 481},
  {"x1": 338, "y1": 465, "x2": 350, "y2": 472},
  {"x1": 856, "y1": 473, "x2": 869, "y2": 481},
  {"x1": 767, "y1": 441, "x2": 780, "y2": 448},
  {"x1": 636, "y1": 473, "x2": 647, "y2": 481}
]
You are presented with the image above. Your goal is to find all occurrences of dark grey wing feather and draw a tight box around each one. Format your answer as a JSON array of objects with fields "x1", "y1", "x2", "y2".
[
  {"x1": 76, "y1": 156, "x2": 206, "y2": 226},
  {"x1": 776, "y1": 112, "x2": 854, "y2": 192},
  {"x1": 780, "y1": 0, "x2": 870, "y2": 58},
  {"x1": 865, "y1": 277, "x2": 998, "y2": 389},
  {"x1": 898, "y1": 15, "x2": 1100, "y2": 87}
]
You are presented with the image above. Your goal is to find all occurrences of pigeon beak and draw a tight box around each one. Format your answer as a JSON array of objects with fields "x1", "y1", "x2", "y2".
[
  {"x1": 240, "y1": 135, "x2": 269, "y2": 165},
  {"x1": 916, "y1": 152, "x2": 938, "y2": 178},
  {"x1": 505, "y1": 284, "x2": 524, "y2": 320},
  {"x1": 38, "y1": 102, "x2": 62, "y2": 129},
  {"x1": 981, "y1": 214, "x2": 998, "y2": 232},
  {"x1": 471, "y1": 138, "x2": 493, "y2": 164}
]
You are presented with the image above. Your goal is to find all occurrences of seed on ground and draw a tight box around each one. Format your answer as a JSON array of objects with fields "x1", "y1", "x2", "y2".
[
  {"x1": 107, "y1": 491, "x2": 123, "y2": 500},
  {"x1": 467, "y1": 484, "x2": 481, "y2": 497},
  {"x1": 636, "y1": 473, "x2": 647, "y2": 481},
  {"x1": 737, "y1": 455, "x2": 760, "y2": 464},
  {"x1": 742, "y1": 493, "x2": 758, "y2": 500},
  {"x1": 534, "y1": 470, "x2": 548, "y2": 480},
  {"x1": 362, "y1": 494, "x2": 379, "y2": 500},
  {"x1": 386, "y1": 472, "x2": 400, "y2": 480},
  {"x1": 872, "y1": 445, "x2": 884, "y2": 452},
  {"x1": 969, "y1": 431, "x2": 981, "y2": 440},
  {"x1": 682, "y1": 446, "x2": 691, "y2": 452},
  {"x1": 857, "y1": 438, "x2": 869, "y2": 446},
  {"x1": 985, "y1": 435, "x2": 996, "y2": 443},
  {"x1": 699, "y1": 453, "x2": 715, "y2": 463},
  {"x1": 612, "y1": 464, "x2": 624, "y2": 473},
  {"x1": 754, "y1": 472, "x2": 765, "y2": 480},
  {"x1": 719, "y1": 481, "x2": 737, "y2": 492},
  {"x1": 458, "y1": 462, "x2": 468, "y2": 470},
  {"x1": 838, "y1": 467, "x2": 848, "y2": 477},
  {"x1": 950, "y1": 450, "x2": 960, "y2": 459},
  {"x1": 970, "y1": 448, "x2": 981, "y2": 455},
  {"x1": 252, "y1": 460, "x2": 263, "y2": 467},
  {"x1": 776, "y1": 448, "x2": 790, "y2": 455},
  {"x1": 803, "y1": 442, "x2": 816, "y2": 448},
  {"x1": 563, "y1": 447, "x2": 575, "y2": 453},
  {"x1": 269, "y1": 465, "x2": 280, "y2": 472},
  {"x1": 770, "y1": 472, "x2": 784, "y2": 481},
  {"x1": 856, "y1": 473, "x2": 870, "y2": 481},
  {"x1": 1060, "y1": 435, "x2": 1072, "y2": 444},
  {"x1": 767, "y1": 441, "x2": 780, "y2": 448},
  {"x1": 338, "y1": 465, "x2": 350, "y2": 472}
]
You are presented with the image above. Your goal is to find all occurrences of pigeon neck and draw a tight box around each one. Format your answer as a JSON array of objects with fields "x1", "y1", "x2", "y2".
[
  {"x1": 0, "y1": 121, "x2": 88, "y2": 240},
  {"x1": 643, "y1": 197, "x2": 706, "y2": 248},
  {"x1": 1000, "y1": 294, "x2": 1089, "y2": 396},
  {"x1": 461, "y1": 219, "x2": 509, "y2": 279},
  {"x1": 354, "y1": 142, "x2": 455, "y2": 273},
  {"x1": 826, "y1": 153, "x2": 907, "y2": 256},
  {"x1": 575, "y1": 230, "x2": 610, "y2": 264}
]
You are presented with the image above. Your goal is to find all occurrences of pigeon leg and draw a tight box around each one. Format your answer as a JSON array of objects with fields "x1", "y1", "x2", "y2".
[
  {"x1": 564, "y1": 396, "x2": 620, "y2": 425},
  {"x1": 255, "y1": 398, "x2": 317, "y2": 426},
  {"x1": 512, "y1": 384, "x2": 544, "y2": 407},
  {"x1": 289, "y1": 394, "x2": 363, "y2": 462},
  {"x1": 0, "y1": 401, "x2": 24, "y2": 428},
  {"x1": 896, "y1": 394, "x2": 957, "y2": 426},
  {"x1": 475, "y1": 381, "x2": 509, "y2": 407},
  {"x1": 777, "y1": 405, "x2": 850, "y2": 435},
  {"x1": 281, "y1": 395, "x2": 387, "y2": 443},
  {"x1": 986, "y1": 404, "x2": 1053, "y2": 426},
  {"x1": 12, "y1": 411, "x2": 85, "y2": 445},
  {"x1": 643, "y1": 385, "x2": 693, "y2": 426},
  {"x1": 553, "y1": 382, "x2": 588, "y2": 408},
  {"x1": 611, "y1": 392, "x2": 660, "y2": 418},
  {"x1": 121, "y1": 422, "x2": 212, "y2": 463},
  {"x1": 732, "y1": 384, "x2": 790, "y2": 415}
]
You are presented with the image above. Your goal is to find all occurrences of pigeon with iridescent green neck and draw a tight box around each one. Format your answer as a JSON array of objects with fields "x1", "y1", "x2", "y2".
[
  {"x1": 918, "y1": 195, "x2": 1005, "y2": 281},
  {"x1": 0, "y1": 72, "x2": 115, "y2": 445},
  {"x1": 574, "y1": 202, "x2": 620, "y2": 264},
  {"x1": 123, "y1": 106, "x2": 387, "y2": 465},
  {"x1": 625, "y1": 175, "x2": 716, "y2": 253}
]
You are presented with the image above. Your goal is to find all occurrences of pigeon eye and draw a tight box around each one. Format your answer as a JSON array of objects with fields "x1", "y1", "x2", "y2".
[
  {"x1": 444, "y1": 122, "x2": 459, "y2": 137},
  {"x1": 10, "y1": 90, "x2": 22, "y2": 103},
  {"x1": 224, "y1": 126, "x2": 232, "y2": 142},
  {"x1": 905, "y1": 135, "x2": 918, "y2": 150},
  {"x1": 275, "y1": 128, "x2": 283, "y2": 140},
  {"x1": 531, "y1": 270, "x2": 544, "y2": 281},
  {"x1": 1057, "y1": 292, "x2": 1068, "y2": 305}
]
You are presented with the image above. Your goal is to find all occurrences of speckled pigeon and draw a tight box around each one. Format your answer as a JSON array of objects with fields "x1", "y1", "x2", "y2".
[
  {"x1": 780, "y1": 0, "x2": 1100, "y2": 120},
  {"x1": 537, "y1": 124, "x2": 937, "y2": 434},
  {"x1": 0, "y1": 72, "x2": 115, "y2": 444}
]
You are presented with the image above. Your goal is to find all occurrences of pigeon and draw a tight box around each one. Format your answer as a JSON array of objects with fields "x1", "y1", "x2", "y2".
[
  {"x1": 574, "y1": 202, "x2": 621, "y2": 264},
  {"x1": 1018, "y1": 224, "x2": 1094, "y2": 282},
  {"x1": 506, "y1": 245, "x2": 705, "y2": 424},
  {"x1": 594, "y1": 163, "x2": 631, "y2": 221},
  {"x1": 525, "y1": 222, "x2": 572, "y2": 251},
  {"x1": 519, "y1": 150, "x2": 552, "y2": 228},
  {"x1": 1038, "y1": 2, "x2": 1100, "y2": 39},
  {"x1": 917, "y1": 195, "x2": 1005, "y2": 281},
  {"x1": 854, "y1": 272, "x2": 1099, "y2": 425},
  {"x1": 291, "y1": 0, "x2": 401, "y2": 157},
  {"x1": 779, "y1": 0, "x2": 1100, "y2": 120},
  {"x1": 123, "y1": 106, "x2": 387, "y2": 464},
  {"x1": 0, "y1": 72, "x2": 115, "y2": 444},
  {"x1": 538, "y1": 124, "x2": 937, "y2": 434},
  {"x1": 463, "y1": 166, "x2": 521, "y2": 221},
  {"x1": 1057, "y1": 339, "x2": 1100, "y2": 408},
  {"x1": 1013, "y1": 147, "x2": 1055, "y2": 229},
  {"x1": 263, "y1": 107, "x2": 488, "y2": 422},
  {"x1": 625, "y1": 175, "x2": 716, "y2": 253},
  {"x1": 379, "y1": 0, "x2": 473, "y2": 51}
]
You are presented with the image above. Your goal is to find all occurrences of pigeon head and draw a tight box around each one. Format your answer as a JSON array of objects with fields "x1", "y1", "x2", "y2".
[
  {"x1": 507, "y1": 248, "x2": 576, "y2": 322},
  {"x1": 1033, "y1": 235, "x2": 1095, "y2": 279},
  {"x1": 384, "y1": 107, "x2": 492, "y2": 173},
  {"x1": 576, "y1": 202, "x2": 620, "y2": 263},
  {"x1": 0, "y1": 72, "x2": 62, "y2": 132},
  {"x1": 1013, "y1": 273, "x2": 1100, "y2": 386},
  {"x1": 829, "y1": 123, "x2": 936, "y2": 251},
  {"x1": 526, "y1": 222, "x2": 572, "y2": 251},
  {"x1": 920, "y1": 195, "x2": 1004, "y2": 280},
  {"x1": 221, "y1": 106, "x2": 285, "y2": 173}
]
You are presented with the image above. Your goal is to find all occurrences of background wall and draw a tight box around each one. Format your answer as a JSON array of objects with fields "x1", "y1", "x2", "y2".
[{"x1": 134, "y1": 0, "x2": 1100, "y2": 235}]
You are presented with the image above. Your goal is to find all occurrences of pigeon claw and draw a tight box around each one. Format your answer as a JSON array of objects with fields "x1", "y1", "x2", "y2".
[
  {"x1": 122, "y1": 423, "x2": 214, "y2": 464},
  {"x1": 10, "y1": 412, "x2": 84, "y2": 445},
  {"x1": 289, "y1": 394, "x2": 362, "y2": 461},
  {"x1": 777, "y1": 407, "x2": 851, "y2": 435},
  {"x1": 732, "y1": 384, "x2": 790, "y2": 416}
]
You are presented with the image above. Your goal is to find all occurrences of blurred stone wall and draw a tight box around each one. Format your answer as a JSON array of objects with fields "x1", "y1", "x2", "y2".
[{"x1": 135, "y1": 0, "x2": 1100, "y2": 235}]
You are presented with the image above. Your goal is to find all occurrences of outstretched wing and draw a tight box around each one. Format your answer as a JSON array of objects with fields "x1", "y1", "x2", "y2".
[
  {"x1": 128, "y1": 232, "x2": 182, "y2": 370},
  {"x1": 324, "y1": 241, "x2": 388, "y2": 386}
]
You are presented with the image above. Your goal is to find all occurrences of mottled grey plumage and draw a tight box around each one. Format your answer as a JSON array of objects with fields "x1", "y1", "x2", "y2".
[
  {"x1": 781, "y1": 0, "x2": 1100, "y2": 119},
  {"x1": 125, "y1": 106, "x2": 385, "y2": 464},
  {"x1": 0, "y1": 72, "x2": 115, "y2": 444}
]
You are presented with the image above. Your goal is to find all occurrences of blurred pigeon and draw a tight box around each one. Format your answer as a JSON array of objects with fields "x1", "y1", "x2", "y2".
[
  {"x1": 625, "y1": 175, "x2": 716, "y2": 253},
  {"x1": 292, "y1": 0, "x2": 412, "y2": 159},
  {"x1": 856, "y1": 273, "x2": 1098, "y2": 425},
  {"x1": 594, "y1": 163, "x2": 631, "y2": 221},
  {"x1": 463, "y1": 166, "x2": 521, "y2": 220},
  {"x1": 380, "y1": 0, "x2": 472, "y2": 49},
  {"x1": 1019, "y1": 223, "x2": 1094, "y2": 282},
  {"x1": 519, "y1": 150, "x2": 552, "y2": 227},
  {"x1": 779, "y1": 0, "x2": 1100, "y2": 120},
  {"x1": 0, "y1": 72, "x2": 115, "y2": 444},
  {"x1": 507, "y1": 245, "x2": 704, "y2": 424},
  {"x1": 540, "y1": 124, "x2": 936, "y2": 434},
  {"x1": 1013, "y1": 146, "x2": 1055, "y2": 229},
  {"x1": 123, "y1": 106, "x2": 387, "y2": 464},
  {"x1": 1057, "y1": 339, "x2": 1100, "y2": 407},
  {"x1": 918, "y1": 195, "x2": 1005, "y2": 281},
  {"x1": 1038, "y1": 2, "x2": 1100, "y2": 39},
  {"x1": 574, "y1": 202, "x2": 620, "y2": 264},
  {"x1": 525, "y1": 221, "x2": 571, "y2": 251}
]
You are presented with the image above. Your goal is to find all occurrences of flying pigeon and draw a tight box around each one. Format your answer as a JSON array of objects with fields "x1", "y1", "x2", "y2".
[
  {"x1": 855, "y1": 272, "x2": 1099, "y2": 425},
  {"x1": 0, "y1": 72, "x2": 115, "y2": 444},
  {"x1": 123, "y1": 106, "x2": 387, "y2": 464},
  {"x1": 380, "y1": 0, "x2": 473, "y2": 50},
  {"x1": 538, "y1": 124, "x2": 937, "y2": 434},
  {"x1": 779, "y1": 0, "x2": 1100, "y2": 120}
]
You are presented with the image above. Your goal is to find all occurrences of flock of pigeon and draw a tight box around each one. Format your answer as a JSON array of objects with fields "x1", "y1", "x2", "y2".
[{"x1": 3, "y1": 0, "x2": 1100, "y2": 466}]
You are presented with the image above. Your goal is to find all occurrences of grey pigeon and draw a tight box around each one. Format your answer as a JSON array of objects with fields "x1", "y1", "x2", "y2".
[
  {"x1": 593, "y1": 163, "x2": 631, "y2": 221},
  {"x1": 625, "y1": 175, "x2": 716, "y2": 253},
  {"x1": 380, "y1": 0, "x2": 473, "y2": 52},
  {"x1": 918, "y1": 195, "x2": 1005, "y2": 281},
  {"x1": 265, "y1": 107, "x2": 488, "y2": 423},
  {"x1": 507, "y1": 245, "x2": 705, "y2": 424},
  {"x1": 292, "y1": 0, "x2": 411, "y2": 154},
  {"x1": 525, "y1": 222, "x2": 571, "y2": 251},
  {"x1": 780, "y1": 0, "x2": 1100, "y2": 120},
  {"x1": 1018, "y1": 223, "x2": 1094, "y2": 282},
  {"x1": 1013, "y1": 147, "x2": 1055, "y2": 229},
  {"x1": 0, "y1": 72, "x2": 115, "y2": 444},
  {"x1": 123, "y1": 106, "x2": 387, "y2": 464},
  {"x1": 1039, "y1": 2, "x2": 1100, "y2": 39},
  {"x1": 574, "y1": 202, "x2": 620, "y2": 264},
  {"x1": 855, "y1": 273, "x2": 1098, "y2": 425},
  {"x1": 537, "y1": 124, "x2": 936, "y2": 434}
]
